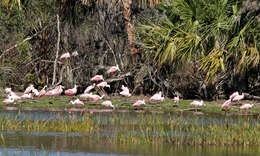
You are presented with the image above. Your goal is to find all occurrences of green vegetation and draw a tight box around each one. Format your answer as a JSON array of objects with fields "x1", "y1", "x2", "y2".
[
  {"x1": 0, "y1": 112, "x2": 260, "y2": 145},
  {"x1": 0, "y1": 96, "x2": 259, "y2": 115}
]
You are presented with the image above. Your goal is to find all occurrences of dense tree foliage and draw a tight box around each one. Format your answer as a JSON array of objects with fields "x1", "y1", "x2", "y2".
[{"x1": 0, "y1": 0, "x2": 259, "y2": 99}]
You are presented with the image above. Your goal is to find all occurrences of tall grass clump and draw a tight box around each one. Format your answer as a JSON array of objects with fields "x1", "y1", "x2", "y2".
[{"x1": 0, "y1": 112, "x2": 260, "y2": 146}]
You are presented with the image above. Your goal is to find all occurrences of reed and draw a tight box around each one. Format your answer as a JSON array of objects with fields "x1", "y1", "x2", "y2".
[{"x1": 0, "y1": 112, "x2": 260, "y2": 146}]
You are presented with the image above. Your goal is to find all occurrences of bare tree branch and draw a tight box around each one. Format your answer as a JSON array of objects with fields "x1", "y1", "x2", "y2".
[{"x1": 52, "y1": 14, "x2": 61, "y2": 85}]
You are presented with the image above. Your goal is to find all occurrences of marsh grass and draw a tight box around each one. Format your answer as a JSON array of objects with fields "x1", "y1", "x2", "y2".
[
  {"x1": 1, "y1": 96, "x2": 259, "y2": 116},
  {"x1": 0, "y1": 112, "x2": 260, "y2": 146}
]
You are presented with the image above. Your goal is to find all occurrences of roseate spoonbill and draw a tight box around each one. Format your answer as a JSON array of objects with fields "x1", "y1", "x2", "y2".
[
  {"x1": 97, "y1": 81, "x2": 110, "y2": 89},
  {"x1": 107, "y1": 65, "x2": 120, "y2": 74},
  {"x1": 173, "y1": 96, "x2": 180, "y2": 104},
  {"x1": 5, "y1": 88, "x2": 12, "y2": 94},
  {"x1": 80, "y1": 93, "x2": 93, "y2": 99},
  {"x1": 120, "y1": 85, "x2": 131, "y2": 97},
  {"x1": 24, "y1": 84, "x2": 34, "y2": 94},
  {"x1": 3, "y1": 95, "x2": 14, "y2": 104},
  {"x1": 39, "y1": 86, "x2": 47, "y2": 98},
  {"x1": 70, "y1": 98, "x2": 84, "y2": 105},
  {"x1": 133, "y1": 100, "x2": 145, "y2": 107},
  {"x1": 150, "y1": 91, "x2": 164, "y2": 101},
  {"x1": 89, "y1": 94, "x2": 104, "y2": 102},
  {"x1": 32, "y1": 88, "x2": 39, "y2": 96},
  {"x1": 21, "y1": 93, "x2": 32, "y2": 99},
  {"x1": 45, "y1": 89, "x2": 55, "y2": 96},
  {"x1": 232, "y1": 93, "x2": 245, "y2": 102},
  {"x1": 101, "y1": 100, "x2": 114, "y2": 108},
  {"x1": 60, "y1": 52, "x2": 70, "y2": 60},
  {"x1": 221, "y1": 99, "x2": 231, "y2": 113},
  {"x1": 84, "y1": 84, "x2": 95, "y2": 93},
  {"x1": 54, "y1": 85, "x2": 64, "y2": 96},
  {"x1": 240, "y1": 104, "x2": 254, "y2": 114},
  {"x1": 65, "y1": 85, "x2": 77, "y2": 96},
  {"x1": 71, "y1": 51, "x2": 78, "y2": 57},
  {"x1": 229, "y1": 91, "x2": 239, "y2": 100},
  {"x1": 90, "y1": 75, "x2": 104, "y2": 82}
]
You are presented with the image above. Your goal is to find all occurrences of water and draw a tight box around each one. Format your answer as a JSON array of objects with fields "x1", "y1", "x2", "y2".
[
  {"x1": 0, "y1": 130, "x2": 259, "y2": 156},
  {"x1": 0, "y1": 110, "x2": 259, "y2": 155}
]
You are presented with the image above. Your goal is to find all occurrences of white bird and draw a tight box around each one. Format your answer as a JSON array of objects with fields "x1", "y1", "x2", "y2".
[
  {"x1": 3, "y1": 95, "x2": 15, "y2": 104},
  {"x1": 5, "y1": 88, "x2": 12, "y2": 94},
  {"x1": 9, "y1": 92, "x2": 21, "y2": 100},
  {"x1": 32, "y1": 88, "x2": 40, "y2": 96},
  {"x1": 190, "y1": 100, "x2": 205, "y2": 107},
  {"x1": 70, "y1": 98, "x2": 84, "y2": 105},
  {"x1": 101, "y1": 100, "x2": 114, "y2": 108},
  {"x1": 21, "y1": 93, "x2": 32, "y2": 99}
]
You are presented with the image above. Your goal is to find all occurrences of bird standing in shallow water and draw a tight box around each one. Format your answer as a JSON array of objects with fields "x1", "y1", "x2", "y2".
[{"x1": 221, "y1": 99, "x2": 231, "y2": 114}]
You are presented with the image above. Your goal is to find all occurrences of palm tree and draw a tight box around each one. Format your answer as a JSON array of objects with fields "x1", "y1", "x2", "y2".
[{"x1": 137, "y1": 0, "x2": 260, "y2": 82}]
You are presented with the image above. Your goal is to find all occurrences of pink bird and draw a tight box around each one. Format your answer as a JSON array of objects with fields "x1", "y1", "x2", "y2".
[
  {"x1": 133, "y1": 100, "x2": 145, "y2": 107},
  {"x1": 101, "y1": 100, "x2": 114, "y2": 108},
  {"x1": 80, "y1": 93, "x2": 93, "y2": 99},
  {"x1": 107, "y1": 65, "x2": 120, "y2": 74},
  {"x1": 173, "y1": 96, "x2": 180, "y2": 103},
  {"x1": 240, "y1": 104, "x2": 254, "y2": 114},
  {"x1": 24, "y1": 84, "x2": 34, "y2": 94},
  {"x1": 3, "y1": 95, "x2": 14, "y2": 104},
  {"x1": 60, "y1": 52, "x2": 70, "y2": 60},
  {"x1": 70, "y1": 98, "x2": 84, "y2": 105},
  {"x1": 90, "y1": 75, "x2": 104, "y2": 82},
  {"x1": 97, "y1": 81, "x2": 110, "y2": 89},
  {"x1": 65, "y1": 85, "x2": 77, "y2": 96},
  {"x1": 53, "y1": 85, "x2": 64, "y2": 96},
  {"x1": 89, "y1": 94, "x2": 104, "y2": 102},
  {"x1": 84, "y1": 84, "x2": 95, "y2": 93},
  {"x1": 120, "y1": 85, "x2": 131, "y2": 97},
  {"x1": 39, "y1": 86, "x2": 47, "y2": 98},
  {"x1": 221, "y1": 99, "x2": 231, "y2": 112},
  {"x1": 229, "y1": 91, "x2": 239, "y2": 100},
  {"x1": 71, "y1": 51, "x2": 78, "y2": 57},
  {"x1": 45, "y1": 89, "x2": 55, "y2": 96},
  {"x1": 190, "y1": 100, "x2": 205, "y2": 107},
  {"x1": 232, "y1": 93, "x2": 245, "y2": 102},
  {"x1": 150, "y1": 91, "x2": 164, "y2": 101}
]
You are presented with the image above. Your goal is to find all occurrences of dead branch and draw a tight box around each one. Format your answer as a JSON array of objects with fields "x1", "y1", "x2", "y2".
[{"x1": 52, "y1": 14, "x2": 61, "y2": 85}]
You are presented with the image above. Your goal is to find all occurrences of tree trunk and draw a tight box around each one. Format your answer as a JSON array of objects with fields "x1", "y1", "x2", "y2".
[{"x1": 122, "y1": 0, "x2": 138, "y2": 57}]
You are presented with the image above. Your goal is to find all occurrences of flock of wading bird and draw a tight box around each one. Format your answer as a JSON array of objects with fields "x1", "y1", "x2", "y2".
[{"x1": 2, "y1": 52, "x2": 254, "y2": 114}]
